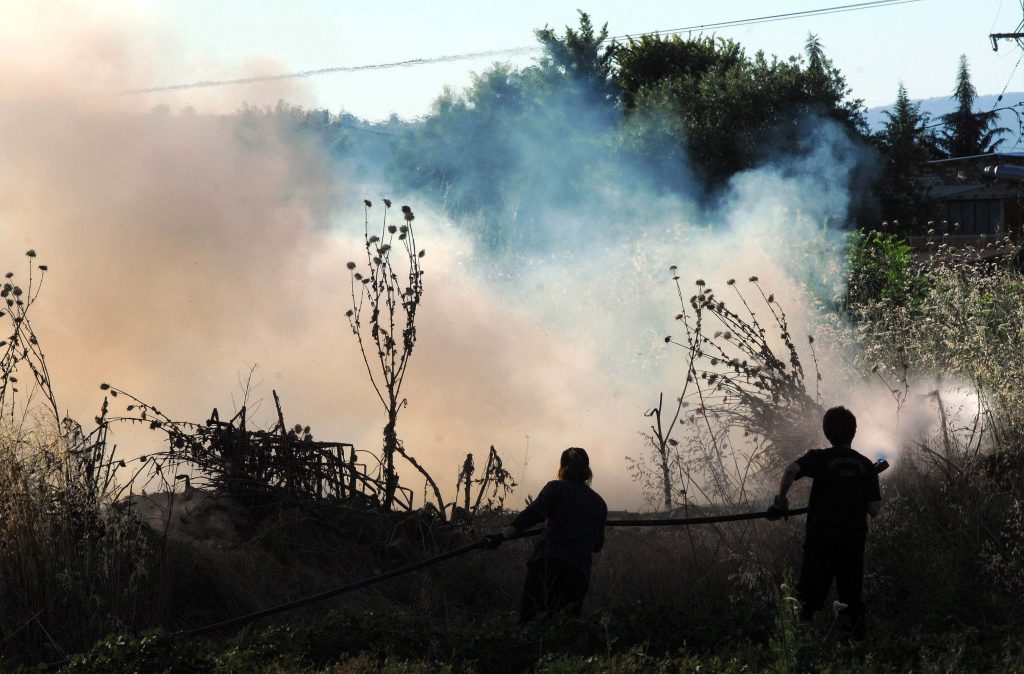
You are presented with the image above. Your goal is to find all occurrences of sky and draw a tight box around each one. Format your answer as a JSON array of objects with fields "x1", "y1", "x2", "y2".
[{"x1": 112, "y1": 0, "x2": 1024, "y2": 120}]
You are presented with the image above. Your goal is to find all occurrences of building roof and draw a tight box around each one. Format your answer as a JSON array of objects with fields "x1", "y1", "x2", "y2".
[{"x1": 927, "y1": 152, "x2": 1024, "y2": 165}]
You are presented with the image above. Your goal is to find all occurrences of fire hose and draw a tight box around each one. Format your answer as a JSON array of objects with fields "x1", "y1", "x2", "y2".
[
  {"x1": 180, "y1": 505, "x2": 812, "y2": 638},
  {"x1": 40, "y1": 505, "x2": 807, "y2": 670},
  {"x1": 46, "y1": 459, "x2": 888, "y2": 668}
]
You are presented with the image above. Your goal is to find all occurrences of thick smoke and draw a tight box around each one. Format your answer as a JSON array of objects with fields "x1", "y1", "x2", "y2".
[{"x1": 1, "y1": 4, "x2": 931, "y2": 511}]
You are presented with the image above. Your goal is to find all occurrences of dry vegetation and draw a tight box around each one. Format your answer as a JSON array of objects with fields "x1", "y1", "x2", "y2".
[{"x1": 3, "y1": 228, "x2": 1024, "y2": 672}]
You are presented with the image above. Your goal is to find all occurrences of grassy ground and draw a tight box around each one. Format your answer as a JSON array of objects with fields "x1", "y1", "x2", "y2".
[
  {"x1": 21, "y1": 476, "x2": 1024, "y2": 673},
  {"x1": 48, "y1": 607, "x2": 1024, "y2": 673}
]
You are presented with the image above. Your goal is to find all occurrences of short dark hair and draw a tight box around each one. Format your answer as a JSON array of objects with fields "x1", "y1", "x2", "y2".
[
  {"x1": 822, "y1": 406, "x2": 857, "y2": 446},
  {"x1": 558, "y1": 447, "x2": 593, "y2": 483}
]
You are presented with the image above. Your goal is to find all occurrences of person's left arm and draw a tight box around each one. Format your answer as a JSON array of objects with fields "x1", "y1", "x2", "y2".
[{"x1": 498, "y1": 481, "x2": 559, "y2": 539}]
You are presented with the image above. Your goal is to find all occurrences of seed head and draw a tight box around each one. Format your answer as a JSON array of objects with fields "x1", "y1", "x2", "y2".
[
  {"x1": 346, "y1": 261, "x2": 356, "y2": 270},
  {"x1": 383, "y1": 199, "x2": 392, "y2": 208},
  {"x1": 749, "y1": 276, "x2": 758, "y2": 282},
  {"x1": 363, "y1": 199, "x2": 372, "y2": 208},
  {"x1": 25, "y1": 250, "x2": 35, "y2": 258}
]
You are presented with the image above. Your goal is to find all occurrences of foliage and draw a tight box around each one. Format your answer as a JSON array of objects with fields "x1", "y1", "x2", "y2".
[
  {"x1": 873, "y1": 82, "x2": 940, "y2": 229},
  {"x1": 938, "y1": 54, "x2": 1009, "y2": 157},
  {"x1": 454, "y1": 445, "x2": 517, "y2": 514},
  {"x1": 618, "y1": 32, "x2": 868, "y2": 190},
  {"x1": 614, "y1": 34, "x2": 743, "y2": 110},
  {"x1": 392, "y1": 18, "x2": 876, "y2": 249},
  {"x1": 631, "y1": 273, "x2": 823, "y2": 510},
  {"x1": 0, "y1": 253, "x2": 155, "y2": 664},
  {"x1": 843, "y1": 229, "x2": 928, "y2": 314},
  {"x1": 53, "y1": 602, "x2": 1024, "y2": 673},
  {"x1": 852, "y1": 235, "x2": 1024, "y2": 447},
  {"x1": 533, "y1": 11, "x2": 618, "y2": 104}
]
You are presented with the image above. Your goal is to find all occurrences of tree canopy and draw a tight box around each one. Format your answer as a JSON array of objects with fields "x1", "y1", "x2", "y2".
[
  {"x1": 391, "y1": 16, "x2": 874, "y2": 249},
  {"x1": 939, "y1": 55, "x2": 1008, "y2": 157},
  {"x1": 873, "y1": 82, "x2": 939, "y2": 228}
]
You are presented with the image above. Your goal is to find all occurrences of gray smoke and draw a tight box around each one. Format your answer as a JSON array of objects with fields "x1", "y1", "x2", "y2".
[{"x1": 0, "y1": 4, "x2": 897, "y2": 510}]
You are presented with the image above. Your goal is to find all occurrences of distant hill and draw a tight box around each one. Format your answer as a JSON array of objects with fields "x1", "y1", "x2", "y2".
[{"x1": 866, "y1": 92, "x2": 1024, "y2": 149}]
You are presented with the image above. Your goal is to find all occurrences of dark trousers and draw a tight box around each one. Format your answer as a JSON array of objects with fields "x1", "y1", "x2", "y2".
[
  {"x1": 520, "y1": 556, "x2": 589, "y2": 622},
  {"x1": 798, "y1": 536, "x2": 866, "y2": 634}
]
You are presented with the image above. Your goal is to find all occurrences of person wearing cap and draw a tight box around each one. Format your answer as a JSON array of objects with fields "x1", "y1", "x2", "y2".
[
  {"x1": 485, "y1": 447, "x2": 608, "y2": 621},
  {"x1": 772, "y1": 406, "x2": 882, "y2": 639}
]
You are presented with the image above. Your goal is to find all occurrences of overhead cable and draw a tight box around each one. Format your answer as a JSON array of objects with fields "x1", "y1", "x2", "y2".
[{"x1": 120, "y1": 0, "x2": 925, "y2": 96}]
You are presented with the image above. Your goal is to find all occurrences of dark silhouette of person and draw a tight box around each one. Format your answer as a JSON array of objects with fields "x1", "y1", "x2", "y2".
[
  {"x1": 485, "y1": 447, "x2": 608, "y2": 622},
  {"x1": 772, "y1": 406, "x2": 882, "y2": 639}
]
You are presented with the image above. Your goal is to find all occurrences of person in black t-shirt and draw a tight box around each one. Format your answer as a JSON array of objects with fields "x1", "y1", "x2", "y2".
[
  {"x1": 485, "y1": 447, "x2": 608, "y2": 622},
  {"x1": 773, "y1": 406, "x2": 882, "y2": 638}
]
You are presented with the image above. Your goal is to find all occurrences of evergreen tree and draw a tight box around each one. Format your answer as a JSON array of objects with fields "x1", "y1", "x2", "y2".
[
  {"x1": 939, "y1": 54, "x2": 1008, "y2": 157},
  {"x1": 876, "y1": 82, "x2": 939, "y2": 228},
  {"x1": 533, "y1": 11, "x2": 618, "y2": 102}
]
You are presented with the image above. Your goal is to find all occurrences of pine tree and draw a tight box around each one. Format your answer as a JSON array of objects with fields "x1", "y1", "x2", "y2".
[
  {"x1": 876, "y1": 82, "x2": 938, "y2": 228},
  {"x1": 939, "y1": 54, "x2": 1008, "y2": 157},
  {"x1": 534, "y1": 11, "x2": 618, "y2": 102}
]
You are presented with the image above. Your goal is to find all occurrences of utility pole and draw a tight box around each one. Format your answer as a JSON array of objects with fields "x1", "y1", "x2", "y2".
[{"x1": 990, "y1": 1, "x2": 1024, "y2": 51}]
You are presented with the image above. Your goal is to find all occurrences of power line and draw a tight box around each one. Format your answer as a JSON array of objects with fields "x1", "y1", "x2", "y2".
[
  {"x1": 622, "y1": 0, "x2": 923, "y2": 38},
  {"x1": 119, "y1": 46, "x2": 538, "y2": 95},
  {"x1": 992, "y1": 49, "x2": 1024, "y2": 109},
  {"x1": 120, "y1": 0, "x2": 925, "y2": 96}
]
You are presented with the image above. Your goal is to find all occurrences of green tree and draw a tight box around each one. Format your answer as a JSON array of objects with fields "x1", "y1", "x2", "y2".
[
  {"x1": 939, "y1": 54, "x2": 1008, "y2": 157},
  {"x1": 843, "y1": 229, "x2": 928, "y2": 316},
  {"x1": 613, "y1": 34, "x2": 743, "y2": 109},
  {"x1": 874, "y1": 82, "x2": 939, "y2": 228},
  {"x1": 619, "y1": 33, "x2": 868, "y2": 189},
  {"x1": 533, "y1": 11, "x2": 618, "y2": 102}
]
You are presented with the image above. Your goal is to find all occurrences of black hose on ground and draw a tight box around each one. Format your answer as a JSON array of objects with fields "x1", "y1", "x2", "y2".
[{"x1": 44, "y1": 505, "x2": 809, "y2": 670}]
